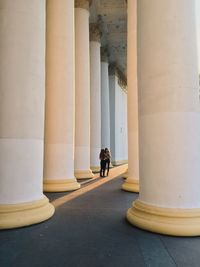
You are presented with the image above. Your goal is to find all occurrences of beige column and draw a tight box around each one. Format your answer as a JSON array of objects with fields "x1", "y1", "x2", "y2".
[
  {"x1": 122, "y1": 0, "x2": 139, "y2": 192},
  {"x1": 101, "y1": 48, "x2": 111, "y2": 149},
  {"x1": 0, "y1": 0, "x2": 54, "y2": 229},
  {"x1": 75, "y1": 0, "x2": 94, "y2": 179},
  {"x1": 44, "y1": 0, "x2": 80, "y2": 192},
  {"x1": 127, "y1": 0, "x2": 200, "y2": 236},
  {"x1": 90, "y1": 23, "x2": 101, "y2": 172}
]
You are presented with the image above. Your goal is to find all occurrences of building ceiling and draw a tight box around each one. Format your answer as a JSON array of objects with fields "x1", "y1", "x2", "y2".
[{"x1": 90, "y1": 0, "x2": 127, "y2": 78}]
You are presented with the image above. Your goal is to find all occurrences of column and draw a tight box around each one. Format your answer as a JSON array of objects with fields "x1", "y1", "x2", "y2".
[
  {"x1": 122, "y1": 0, "x2": 139, "y2": 192},
  {"x1": 109, "y1": 67, "x2": 128, "y2": 166},
  {"x1": 75, "y1": 0, "x2": 94, "y2": 179},
  {"x1": 90, "y1": 23, "x2": 101, "y2": 172},
  {"x1": 0, "y1": 0, "x2": 54, "y2": 229},
  {"x1": 44, "y1": 0, "x2": 80, "y2": 192},
  {"x1": 127, "y1": 0, "x2": 200, "y2": 236},
  {"x1": 101, "y1": 48, "x2": 110, "y2": 149}
]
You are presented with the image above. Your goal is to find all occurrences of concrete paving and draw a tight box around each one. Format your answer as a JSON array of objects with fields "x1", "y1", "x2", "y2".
[{"x1": 1, "y1": 166, "x2": 200, "y2": 267}]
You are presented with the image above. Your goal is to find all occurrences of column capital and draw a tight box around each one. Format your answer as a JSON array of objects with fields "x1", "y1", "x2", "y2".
[
  {"x1": 90, "y1": 23, "x2": 101, "y2": 42},
  {"x1": 75, "y1": 0, "x2": 92, "y2": 10},
  {"x1": 101, "y1": 47, "x2": 109, "y2": 62}
]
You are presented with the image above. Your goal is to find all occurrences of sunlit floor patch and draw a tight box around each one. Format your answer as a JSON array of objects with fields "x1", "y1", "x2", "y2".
[{"x1": 52, "y1": 164, "x2": 128, "y2": 208}]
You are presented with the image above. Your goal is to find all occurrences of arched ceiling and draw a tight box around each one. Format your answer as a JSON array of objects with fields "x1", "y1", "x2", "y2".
[{"x1": 90, "y1": 0, "x2": 127, "y2": 77}]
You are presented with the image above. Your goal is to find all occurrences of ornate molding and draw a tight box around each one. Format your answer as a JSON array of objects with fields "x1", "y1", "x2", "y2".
[
  {"x1": 75, "y1": 0, "x2": 92, "y2": 10},
  {"x1": 90, "y1": 23, "x2": 101, "y2": 42},
  {"x1": 109, "y1": 62, "x2": 127, "y2": 92}
]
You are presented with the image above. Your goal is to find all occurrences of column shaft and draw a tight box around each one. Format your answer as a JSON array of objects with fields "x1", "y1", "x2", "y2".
[
  {"x1": 101, "y1": 61, "x2": 111, "y2": 149},
  {"x1": 0, "y1": 0, "x2": 54, "y2": 229},
  {"x1": 90, "y1": 40, "x2": 101, "y2": 172},
  {"x1": 75, "y1": 6, "x2": 94, "y2": 179},
  {"x1": 122, "y1": 0, "x2": 139, "y2": 192},
  {"x1": 44, "y1": 0, "x2": 80, "y2": 192},
  {"x1": 127, "y1": 0, "x2": 200, "y2": 236}
]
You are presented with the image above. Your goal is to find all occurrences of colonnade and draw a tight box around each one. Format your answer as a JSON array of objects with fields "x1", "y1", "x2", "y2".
[
  {"x1": 0, "y1": 0, "x2": 127, "y2": 229},
  {"x1": 0, "y1": 0, "x2": 199, "y2": 238}
]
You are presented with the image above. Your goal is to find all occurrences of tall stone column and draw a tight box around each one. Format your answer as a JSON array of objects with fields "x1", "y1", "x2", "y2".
[
  {"x1": 0, "y1": 0, "x2": 54, "y2": 229},
  {"x1": 44, "y1": 0, "x2": 80, "y2": 192},
  {"x1": 122, "y1": 0, "x2": 139, "y2": 192},
  {"x1": 101, "y1": 48, "x2": 110, "y2": 149},
  {"x1": 109, "y1": 65, "x2": 128, "y2": 166},
  {"x1": 90, "y1": 23, "x2": 101, "y2": 172},
  {"x1": 75, "y1": 0, "x2": 94, "y2": 179},
  {"x1": 127, "y1": 0, "x2": 200, "y2": 236}
]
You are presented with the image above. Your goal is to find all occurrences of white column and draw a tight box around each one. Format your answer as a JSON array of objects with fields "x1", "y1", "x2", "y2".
[
  {"x1": 101, "y1": 49, "x2": 110, "y2": 149},
  {"x1": 127, "y1": 0, "x2": 200, "y2": 236},
  {"x1": 75, "y1": 0, "x2": 94, "y2": 179},
  {"x1": 122, "y1": 0, "x2": 139, "y2": 192},
  {"x1": 0, "y1": 0, "x2": 54, "y2": 229},
  {"x1": 109, "y1": 69, "x2": 128, "y2": 166},
  {"x1": 90, "y1": 24, "x2": 101, "y2": 172},
  {"x1": 44, "y1": 0, "x2": 80, "y2": 192}
]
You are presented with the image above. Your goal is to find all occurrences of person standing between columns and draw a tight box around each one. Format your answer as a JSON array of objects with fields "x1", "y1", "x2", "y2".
[
  {"x1": 122, "y1": 0, "x2": 139, "y2": 192},
  {"x1": 99, "y1": 149, "x2": 106, "y2": 177},
  {"x1": 44, "y1": 0, "x2": 80, "y2": 192},
  {"x1": 75, "y1": 0, "x2": 94, "y2": 179},
  {"x1": 90, "y1": 23, "x2": 102, "y2": 173},
  {"x1": 0, "y1": 0, "x2": 54, "y2": 229},
  {"x1": 105, "y1": 148, "x2": 111, "y2": 176},
  {"x1": 127, "y1": 0, "x2": 200, "y2": 236}
]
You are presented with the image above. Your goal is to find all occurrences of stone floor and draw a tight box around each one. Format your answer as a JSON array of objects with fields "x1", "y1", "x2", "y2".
[{"x1": 1, "y1": 165, "x2": 200, "y2": 267}]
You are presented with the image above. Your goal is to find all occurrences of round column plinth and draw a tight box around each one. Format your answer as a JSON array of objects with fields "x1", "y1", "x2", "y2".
[
  {"x1": 122, "y1": 178, "x2": 139, "y2": 193},
  {"x1": 75, "y1": 170, "x2": 94, "y2": 179},
  {"x1": 43, "y1": 179, "x2": 80, "y2": 192},
  {"x1": 90, "y1": 166, "x2": 100, "y2": 173},
  {"x1": 127, "y1": 200, "x2": 200, "y2": 236},
  {"x1": 0, "y1": 196, "x2": 55, "y2": 229},
  {"x1": 123, "y1": 171, "x2": 128, "y2": 179}
]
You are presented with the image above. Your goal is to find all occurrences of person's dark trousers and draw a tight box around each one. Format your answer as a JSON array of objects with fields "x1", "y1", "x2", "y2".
[
  {"x1": 106, "y1": 159, "x2": 110, "y2": 176},
  {"x1": 100, "y1": 160, "x2": 106, "y2": 177}
]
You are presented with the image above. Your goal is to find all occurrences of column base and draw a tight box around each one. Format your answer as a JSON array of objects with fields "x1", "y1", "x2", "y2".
[
  {"x1": 123, "y1": 171, "x2": 128, "y2": 179},
  {"x1": 43, "y1": 178, "x2": 80, "y2": 192},
  {"x1": 122, "y1": 178, "x2": 139, "y2": 192},
  {"x1": 0, "y1": 196, "x2": 55, "y2": 229},
  {"x1": 112, "y1": 160, "x2": 128, "y2": 166},
  {"x1": 75, "y1": 169, "x2": 94, "y2": 179},
  {"x1": 90, "y1": 166, "x2": 100, "y2": 173},
  {"x1": 127, "y1": 200, "x2": 200, "y2": 236}
]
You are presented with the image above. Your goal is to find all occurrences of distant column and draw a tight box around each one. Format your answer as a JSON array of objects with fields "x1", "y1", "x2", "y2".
[
  {"x1": 101, "y1": 48, "x2": 110, "y2": 149},
  {"x1": 90, "y1": 23, "x2": 101, "y2": 172},
  {"x1": 75, "y1": 0, "x2": 94, "y2": 179},
  {"x1": 44, "y1": 0, "x2": 80, "y2": 192},
  {"x1": 127, "y1": 0, "x2": 200, "y2": 236},
  {"x1": 122, "y1": 0, "x2": 139, "y2": 192},
  {"x1": 0, "y1": 0, "x2": 54, "y2": 229}
]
